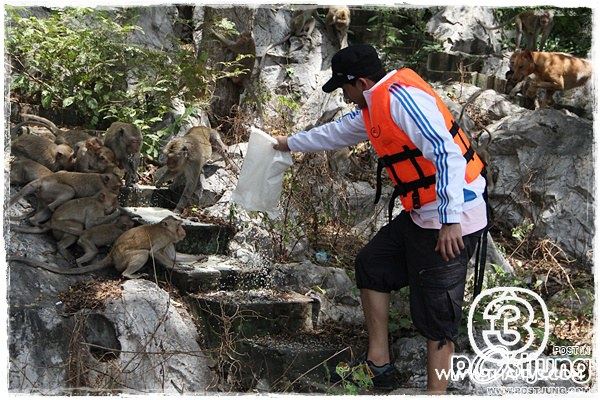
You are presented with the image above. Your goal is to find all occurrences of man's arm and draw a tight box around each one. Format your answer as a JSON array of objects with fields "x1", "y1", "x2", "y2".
[{"x1": 273, "y1": 109, "x2": 368, "y2": 152}]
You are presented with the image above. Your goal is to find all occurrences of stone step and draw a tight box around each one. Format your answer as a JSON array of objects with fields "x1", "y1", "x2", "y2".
[
  {"x1": 119, "y1": 184, "x2": 221, "y2": 209},
  {"x1": 427, "y1": 52, "x2": 485, "y2": 73},
  {"x1": 189, "y1": 290, "x2": 317, "y2": 346},
  {"x1": 426, "y1": 68, "x2": 508, "y2": 93},
  {"x1": 122, "y1": 207, "x2": 234, "y2": 255},
  {"x1": 153, "y1": 255, "x2": 270, "y2": 294},
  {"x1": 235, "y1": 332, "x2": 356, "y2": 392}
]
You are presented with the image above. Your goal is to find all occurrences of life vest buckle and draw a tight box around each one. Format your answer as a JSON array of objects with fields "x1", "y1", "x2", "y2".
[{"x1": 412, "y1": 190, "x2": 421, "y2": 210}]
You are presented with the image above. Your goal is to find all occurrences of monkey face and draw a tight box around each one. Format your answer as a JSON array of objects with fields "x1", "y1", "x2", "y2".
[
  {"x1": 539, "y1": 12, "x2": 551, "y2": 26},
  {"x1": 98, "y1": 191, "x2": 119, "y2": 214},
  {"x1": 161, "y1": 216, "x2": 186, "y2": 241},
  {"x1": 56, "y1": 145, "x2": 75, "y2": 169},
  {"x1": 121, "y1": 126, "x2": 142, "y2": 154},
  {"x1": 176, "y1": 223, "x2": 186, "y2": 241},
  {"x1": 166, "y1": 154, "x2": 185, "y2": 171},
  {"x1": 117, "y1": 215, "x2": 135, "y2": 230},
  {"x1": 126, "y1": 135, "x2": 142, "y2": 154},
  {"x1": 102, "y1": 173, "x2": 123, "y2": 193},
  {"x1": 164, "y1": 140, "x2": 187, "y2": 171},
  {"x1": 96, "y1": 148, "x2": 117, "y2": 171}
]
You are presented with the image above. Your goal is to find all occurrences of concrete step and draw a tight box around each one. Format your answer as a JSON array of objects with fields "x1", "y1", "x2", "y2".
[
  {"x1": 236, "y1": 332, "x2": 356, "y2": 392},
  {"x1": 189, "y1": 290, "x2": 317, "y2": 346},
  {"x1": 122, "y1": 207, "x2": 234, "y2": 255},
  {"x1": 119, "y1": 184, "x2": 221, "y2": 209},
  {"x1": 427, "y1": 52, "x2": 485, "y2": 73},
  {"x1": 154, "y1": 255, "x2": 270, "y2": 294},
  {"x1": 426, "y1": 69, "x2": 508, "y2": 94}
]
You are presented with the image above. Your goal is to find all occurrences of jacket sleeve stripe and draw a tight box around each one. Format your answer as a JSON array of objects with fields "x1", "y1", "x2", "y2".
[{"x1": 389, "y1": 84, "x2": 450, "y2": 222}]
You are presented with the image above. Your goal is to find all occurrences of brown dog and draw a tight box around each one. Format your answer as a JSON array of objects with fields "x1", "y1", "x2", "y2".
[{"x1": 507, "y1": 50, "x2": 592, "y2": 108}]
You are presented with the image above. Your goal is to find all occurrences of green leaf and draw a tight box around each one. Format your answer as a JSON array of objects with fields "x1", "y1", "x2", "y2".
[
  {"x1": 86, "y1": 98, "x2": 98, "y2": 109},
  {"x1": 63, "y1": 97, "x2": 75, "y2": 108},
  {"x1": 41, "y1": 92, "x2": 52, "y2": 109}
]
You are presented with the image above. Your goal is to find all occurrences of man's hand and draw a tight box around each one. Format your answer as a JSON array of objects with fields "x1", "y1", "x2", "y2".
[
  {"x1": 434, "y1": 223, "x2": 464, "y2": 262},
  {"x1": 273, "y1": 136, "x2": 290, "y2": 152}
]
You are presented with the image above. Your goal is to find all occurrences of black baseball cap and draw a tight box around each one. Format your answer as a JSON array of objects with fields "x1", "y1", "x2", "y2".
[{"x1": 322, "y1": 44, "x2": 384, "y2": 93}]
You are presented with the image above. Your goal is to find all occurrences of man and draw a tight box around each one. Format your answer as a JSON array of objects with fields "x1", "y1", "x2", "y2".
[{"x1": 273, "y1": 44, "x2": 487, "y2": 393}]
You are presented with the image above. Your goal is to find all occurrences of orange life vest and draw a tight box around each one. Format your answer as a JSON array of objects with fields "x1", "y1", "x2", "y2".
[{"x1": 361, "y1": 68, "x2": 484, "y2": 220}]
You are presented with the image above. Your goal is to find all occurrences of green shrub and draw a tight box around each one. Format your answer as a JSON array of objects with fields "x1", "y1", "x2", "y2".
[{"x1": 5, "y1": 7, "x2": 221, "y2": 161}]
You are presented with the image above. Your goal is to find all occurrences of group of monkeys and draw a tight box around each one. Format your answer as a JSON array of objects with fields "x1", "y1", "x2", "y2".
[
  {"x1": 6, "y1": 7, "x2": 583, "y2": 279},
  {"x1": 8, "y1": 115, "x2": 233, "y2": 278},
  {"x1": 6, "y1": 6, "x2": 351, "y2": 279}
]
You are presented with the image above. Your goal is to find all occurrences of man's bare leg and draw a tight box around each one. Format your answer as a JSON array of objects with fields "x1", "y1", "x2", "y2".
[
  {"x1": 360, "y1": 288, "x2": 390, "y2": 365},
  {"x1": 427, "y1": 339, "x2": 454, "y2": 394}
]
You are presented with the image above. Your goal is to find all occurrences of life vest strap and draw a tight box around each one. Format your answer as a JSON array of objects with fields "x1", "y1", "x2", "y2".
[
  {"x1": 386, "y1": 175, "x2": 436, "y2": 222},
  {"x1": 449, "y1": 121, "x2": 460, "y2": 137},
  {"x1": 450, "y1": 120, "x2": 477, "y2": 164},
  {"x1": 374, "y1": 148, "x2": 425, "y2": 204}
]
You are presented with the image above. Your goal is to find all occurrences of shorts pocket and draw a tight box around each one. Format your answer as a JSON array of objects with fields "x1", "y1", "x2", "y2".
[
  {"x1": 418, "y1": 261, "x2": 465, "y2": 289},
  {"x1": 413, "y1": 262, "x2": 467, "y2": 341}
]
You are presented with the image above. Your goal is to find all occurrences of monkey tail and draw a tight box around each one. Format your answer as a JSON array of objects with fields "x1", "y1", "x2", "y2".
[
  {"x1": 20, "y1": 114, "x2": 59, "y2": 134},
  {"x1": 8, "y1": 179, "x2": 41, "y2": 207},
  {"x1": 9, "y1": 209, "x2": 35, "y2": 222},
  {"x1": 9, "y1": 224, "x2": 49, "y2": 234},
  {"x1": 9, "y1": 255, "x2": 112, "y2": 275}
]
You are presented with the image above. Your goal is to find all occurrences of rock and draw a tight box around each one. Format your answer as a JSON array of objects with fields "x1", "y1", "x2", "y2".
[
  {"x1": 253, "y1": 7, "x2": 347, "y2": 132},
  {"x1": 435, "y1": 83, "x2": 526, "y2": 129},
  {"x1": 128, "y1": 6, "x2": 178, "y2": 50},
  {"x1": 391, "y1": 336, "x2": 428, "y2": 386},
  {"x1": 8, "y1": 259, "x2": 89, "y2": 393},
  {"x1": 553, "y1": 84, "x2": 594, "y2": 120},
  {"x1": 270, "y1": 261, "x2": 362, "y2": 325},
  {"x1": 548, "y1": 287, "x2": 594, "y2": 311},
  {"x1": 427, "y1": 7, "x2": 500, "y2": 54},
  {"x1": 487, "y1": 109, "x2": 593, "y2": 265},
  {"x1": 93, "y1": 280, "x2": 215, "y2": 393}
]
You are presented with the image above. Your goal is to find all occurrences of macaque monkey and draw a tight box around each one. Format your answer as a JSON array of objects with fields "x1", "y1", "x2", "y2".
[
  {"x1": 11, "y1": 216, "x2": 195, "y2": 279},
  {"x1": 326, "y1": 6, "x2": 351, "y2": 48},
  {"x1": 75, "y1": 215, "x2": 136, "y2": 266},
  {"x1": 11, "y1": 134, "x2": 75, "y2": 172},
  {"x1": 211, "y1": 29, "x2": 257, "y2": 85},
  {"x1": 290, "y1": 8, "x2": 318, "y2": 42},
  {"x1": 10, "y1": 190, "x2": 119, "y2": 260},
  {"x1": 155, "y1": 126, "x2": 235, "y2": 214},
  {"x1": 482, "y1": 10, "x2": 554, "y2": 51},
  {"x1": 9, "y1": 171, "x2": 122, "y2": 225},
  {"x1": 103, "y1": 122, "x2": 142, "y2": 187},
  {"x1": 75, "y1": 137, "x2": 118, "y2": 173},
  {"x1": 55, "y1": 130, "x2": 94, "y2": 148},
  {"x1": 10, "y1": 158, "x2": 53, "y2": 185},
  {"x1": 515, "y1": 10, "x2": 554, "y2": 51}
]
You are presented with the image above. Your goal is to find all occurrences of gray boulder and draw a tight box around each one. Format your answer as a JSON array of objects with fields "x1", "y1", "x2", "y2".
[
  {"x1": 487, "y1": 108, "x2": 593, "y2": 265},
  {"x1": 427, "y1": 7, "x2": 500, "y2": 54}
]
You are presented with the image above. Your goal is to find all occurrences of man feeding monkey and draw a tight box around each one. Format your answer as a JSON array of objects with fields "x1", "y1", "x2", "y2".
[{"x1": 273, "y1": 44, "x2": 488, "y2": 393}]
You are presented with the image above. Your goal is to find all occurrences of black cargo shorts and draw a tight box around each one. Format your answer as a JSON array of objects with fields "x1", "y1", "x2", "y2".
[{"x1": 355, "y1": 211, "x2": 482, "y2": 345}]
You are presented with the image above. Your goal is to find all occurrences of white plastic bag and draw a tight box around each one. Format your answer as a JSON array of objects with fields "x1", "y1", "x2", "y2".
[{"x1": 231, "y1": 127, "x2": 293, "y2": 217}]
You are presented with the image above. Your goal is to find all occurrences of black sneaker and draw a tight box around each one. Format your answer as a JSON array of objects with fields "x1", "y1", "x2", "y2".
[
  {"x1": 330, "y1": 357, "x2": 400, "y2": 392},
  {"x1": 366, "y1": 360, "x2": 400, "y2": 391}
]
